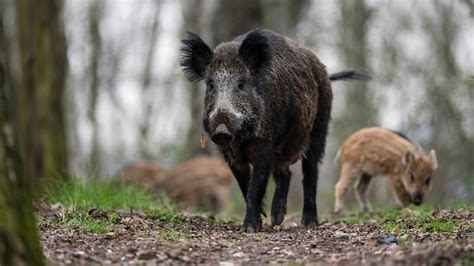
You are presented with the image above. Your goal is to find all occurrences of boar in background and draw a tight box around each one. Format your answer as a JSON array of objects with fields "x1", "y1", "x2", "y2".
[{"x1": 122, "y1": 156, "x2": 234, "y2": 213}]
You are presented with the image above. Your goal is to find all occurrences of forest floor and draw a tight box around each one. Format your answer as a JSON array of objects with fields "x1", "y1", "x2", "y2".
[
  {"x1": 37, "y1": 205, "x2": 474, "y2": 265},
  {"x1": 37, "y1": 180, "x2": 474, "y2": 265}
]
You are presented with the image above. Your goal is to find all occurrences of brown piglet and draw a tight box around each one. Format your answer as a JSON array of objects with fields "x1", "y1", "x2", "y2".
[{"x1": 334, "y1": 127, "x2": 438, "y2": 214}]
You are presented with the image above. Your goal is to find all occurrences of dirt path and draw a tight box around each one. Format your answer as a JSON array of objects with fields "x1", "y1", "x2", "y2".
[{"x1": 39, "y1": 209, "x2": 473, "y2": 265}]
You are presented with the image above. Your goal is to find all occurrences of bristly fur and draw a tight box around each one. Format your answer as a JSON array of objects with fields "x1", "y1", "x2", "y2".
[
  {"x1": 180, "y1": 32, "x2": 213, "y2": 82},
  {"x1": 179, "y1": 28, "x2": 370, "y2": 232},
  {"x1": 387, "y1": 129, "x2": 413, "y2": 144},
  {"x1": 238, "y1": 29, "x2": 272, "y2": 73},
  {"x1": 329, "y1": 70, "x2": 371, "y2": 81}
]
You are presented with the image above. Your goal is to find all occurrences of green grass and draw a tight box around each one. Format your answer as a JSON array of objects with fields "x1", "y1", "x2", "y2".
[
  {"x1": 44, "y1": 177, "x2": 182, "y2": 221},
  {"x1": 155, "y1": 228, "x2": 193, "y2": 243},
  {"x1": 331, "y1": 204, "x2": 468, "y2": 234},
  {"x1": 39, "y1": 177, "x2": 185, "y2": 233},
  {"x1": 42, "y1": 210, "x2": 112, "y2": 234}
]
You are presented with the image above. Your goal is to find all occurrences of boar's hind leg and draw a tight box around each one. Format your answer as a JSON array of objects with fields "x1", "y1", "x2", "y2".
[
  {"x1": 302, "y1": 126, "x2": 330, "y2": 226},
  {"x1": 354, "y1": 173, "x2": 372, "y2": 213},
  {"x1": 271, "y1": 167, "x2": 291, "y2": 226}
]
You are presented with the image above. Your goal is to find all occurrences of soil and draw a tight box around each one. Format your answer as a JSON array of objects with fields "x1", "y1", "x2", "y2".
[{"x1": 38, "y1": 208, "x2": 473, "y2": 265}]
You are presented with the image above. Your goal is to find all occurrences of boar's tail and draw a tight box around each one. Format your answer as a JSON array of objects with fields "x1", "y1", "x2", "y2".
[{"x1": 329, "y1": 70, "x2": 371, "y2": 82}]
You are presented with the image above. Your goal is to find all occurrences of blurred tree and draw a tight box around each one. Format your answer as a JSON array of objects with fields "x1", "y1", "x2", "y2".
[
  {"x1": 87, "y1": 1, "x2": 103, "y2": 173},
  {"x1": 261, "y1": 0, "x2": 309, "y2": 35},
  {"x1": 410, "y1": 1, "x2": 474, "y2": 204},
  {"x1": 138, "y1": 2, "x2": 160, "y2": 159},
  {"x1": 332, "y1": 0, "x2": 376, "y2": 139},
  {"x1": 211, "y1": 0, "x2": 262, "y2": 44},
  {"x1": 0, "y1": 6, "x2": 44, "y2": 263},
  {"x1": 182, "y1": 0, "x2": 208, "y2": 159},
  {"x1": 15, "y1": 0, "x2": 69, "y2": 181}
]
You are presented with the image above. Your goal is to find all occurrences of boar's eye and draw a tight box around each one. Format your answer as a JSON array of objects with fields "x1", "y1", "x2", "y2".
[
  {"x1": 207, "y1": 79, "x2": 215, "y2": 91},
  {"x1": 425, "y1": 175, "x2": 431, "y2": 185},
  {"x1": 410, "y1": 173, "x2": 415, "y2": 183},
  {"x1": 238, "y1": 80, "x2": 245, "y2": 90}
]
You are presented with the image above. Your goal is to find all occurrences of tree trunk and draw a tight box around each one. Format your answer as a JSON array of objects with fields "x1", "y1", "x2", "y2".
[
  {"x1": 138, "y1": 2, "x2": 160, "y2": 159},
  {"x1": 0, "y1": 7, "x2": 44, "y2": 263},
  {"x1": 87, "y1": 1, "x2": 103, "y2": 173},
  {"x1": 15, "y1": 0, "x2": 69, "y2": 181}
]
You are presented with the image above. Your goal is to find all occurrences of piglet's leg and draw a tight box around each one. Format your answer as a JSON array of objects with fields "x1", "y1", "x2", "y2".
[
  {"x1": 354, "y1": 173, "x2": 373, "y2": 213},
  {"x1": 242, "y1": 143, "x2": 273, "y2": 233},
  {"x1": 334, "y1": 163, "x2": 358, "y2": 215},
  {"x1": 388, "y1": 176, "x2": 411, "y2": 208}
]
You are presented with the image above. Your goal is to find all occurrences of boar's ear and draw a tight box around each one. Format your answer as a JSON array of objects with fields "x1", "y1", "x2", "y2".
[
  {"x1": 401, "y1": 151, "x2": 413, "y2": 166},
  {"x1": 239, "y1": 29, "x2": 271, "y2": 72},
  {"x1": 180, "y1": 32, "x2": 213, "y2": 82},
  {"x1": 429, "y1": 149, "x2": 438, "y2": 170}
]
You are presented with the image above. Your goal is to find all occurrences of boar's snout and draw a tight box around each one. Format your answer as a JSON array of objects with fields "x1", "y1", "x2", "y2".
[
  {"x1": 411, "y1": 193, "x2": 423, "y2": 205},
  {"x1": 211, "y1": 124, "x2": 234, "y2": 146},
  {"x1": 206, "y1": 109, "x2": 243, "y2": 146}
]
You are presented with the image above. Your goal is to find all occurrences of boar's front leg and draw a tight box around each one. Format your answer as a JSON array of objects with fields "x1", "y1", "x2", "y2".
[
  {"x1": 227, "y1": 161, "x2": 250, "y2": 203},
  {"x1": 242, "y1": 143, "x2": 273, "y2": 233}
]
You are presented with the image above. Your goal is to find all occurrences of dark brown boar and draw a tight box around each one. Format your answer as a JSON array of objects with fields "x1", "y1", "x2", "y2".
[{"x1": 180, "y1": 28, "x2": 369, "y2": 232}]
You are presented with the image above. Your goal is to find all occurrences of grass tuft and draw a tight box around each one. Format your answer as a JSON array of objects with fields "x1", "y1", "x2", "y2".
[
  {"x1": 332, "y1": 204, "x2": 467, "y2": 234},
  {"x1": 44, "y1": 177, "x2": 181, "y2": 220},
  {"x1": 155, "y1": 228, "x2": 192, "y2": 243}
]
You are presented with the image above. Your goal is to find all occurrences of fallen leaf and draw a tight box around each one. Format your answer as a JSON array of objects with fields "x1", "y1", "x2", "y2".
[{"x1": 200, "y1": 134, "x2": 206, "y2": 148}]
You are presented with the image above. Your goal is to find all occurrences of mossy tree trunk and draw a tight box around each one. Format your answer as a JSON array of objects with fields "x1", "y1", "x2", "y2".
[
  {"x1": 15, "y1": 0, "x2": 69, "y2": 182},
  {"x1": 0, "y1": 7, "x2": 44, "y2": 264}
]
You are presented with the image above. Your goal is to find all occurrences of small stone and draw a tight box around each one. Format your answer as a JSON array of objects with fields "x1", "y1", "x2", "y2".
[
  {"x1": 71, "y1": 251, "x2": 86, "y2": 257},
  {"x1": 233, "y1": 251, "x2": 246, "y2": 257},
  {"x1": 334, "y1": 230, "x2": 348, "y2": 239},
  {"x1": 180, "y1": 256, "x2": 191, "y2": 262}
]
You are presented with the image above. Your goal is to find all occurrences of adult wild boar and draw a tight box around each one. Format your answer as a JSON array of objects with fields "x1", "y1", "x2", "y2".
[
  {"x1": 334, "y1": 127, "x2": 438, "y2": 214},
  {"x1": 180, "y1": 29, "x2": 369, "y2": 232}
]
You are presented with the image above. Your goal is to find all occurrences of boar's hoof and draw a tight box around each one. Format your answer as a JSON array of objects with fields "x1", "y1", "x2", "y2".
[
  {"x1": 241, "y1": 220, "x2": 262, "y2": 234},
  {"x1": 271, "y1": 211, "x2": 285, "y2": 226},
  {"x1": 211, "y1": 124, "x2": 234, "y2": 146},
  {"x1": 301, "y1": 214, "x2": 318, "y2": 227}
]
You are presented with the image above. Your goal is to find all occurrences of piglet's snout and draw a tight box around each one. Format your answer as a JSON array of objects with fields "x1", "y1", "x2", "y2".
[
  {"x1": 411, "y1": 193, "x2": 423, "y2": 205},
  {"x1": 211, "y1": 123, "x2": 234, "y2": 146}
]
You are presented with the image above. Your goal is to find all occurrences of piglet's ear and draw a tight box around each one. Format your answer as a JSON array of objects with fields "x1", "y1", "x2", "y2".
[
  {"x1": 239, "y1": 29, "x2": 271, "y2": 72},
  {"x1": 180, "y1": 32, "x2": 213, "y2": 82},
  {"x1": 429, "y1": 149, "x2": 438, "y2": 170}
]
